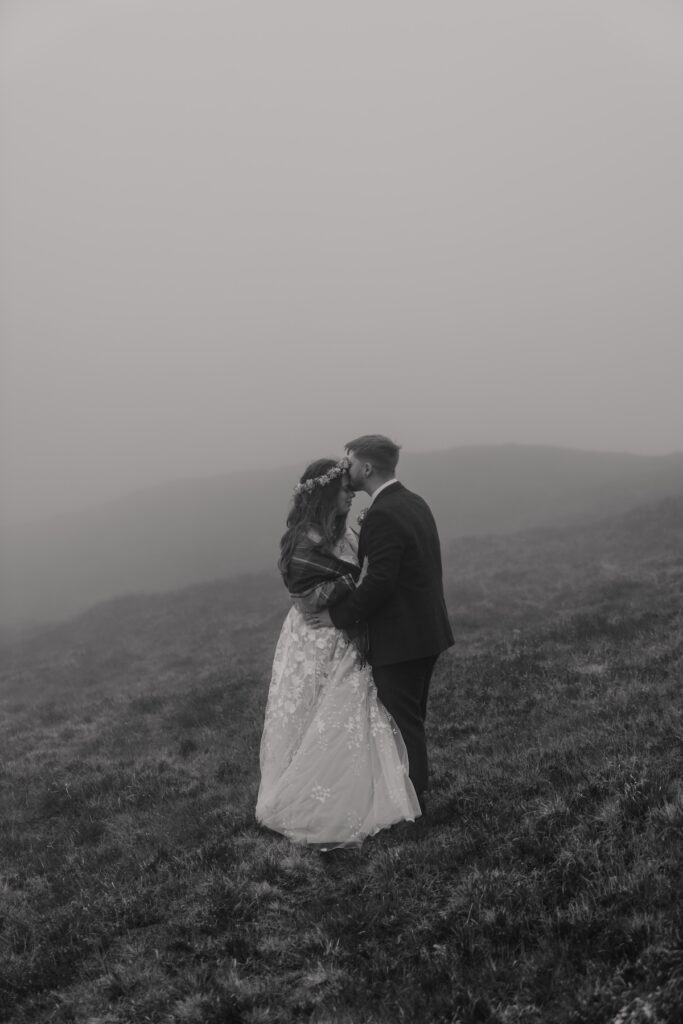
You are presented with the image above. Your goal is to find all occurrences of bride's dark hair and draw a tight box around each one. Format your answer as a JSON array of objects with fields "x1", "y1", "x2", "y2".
[{"x1": 278, "y1": 458, "x2": 348, "y2": 579}]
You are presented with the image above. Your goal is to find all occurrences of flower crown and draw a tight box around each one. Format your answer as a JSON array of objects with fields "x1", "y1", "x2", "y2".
[{"x1": 293, "y1": 457, "x2": 350, "y2": 497}]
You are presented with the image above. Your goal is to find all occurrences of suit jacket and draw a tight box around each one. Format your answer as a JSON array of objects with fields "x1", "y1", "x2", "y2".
[{"x1": 329, "y1": 482, "x2": 454, "y2": 667}]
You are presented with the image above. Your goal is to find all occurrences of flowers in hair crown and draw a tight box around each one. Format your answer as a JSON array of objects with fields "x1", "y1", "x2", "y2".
[{"x1": 293, "y1": 457, "x2": 350, "y2": 497}]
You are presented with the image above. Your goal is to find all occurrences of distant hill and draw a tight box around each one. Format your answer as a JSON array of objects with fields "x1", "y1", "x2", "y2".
[
  {"x1": 1, "y1": 444, "x2": 682, "y2": 627},
  {"x1": 2, "y1": 493, "x2": 682, "y2": 705}
]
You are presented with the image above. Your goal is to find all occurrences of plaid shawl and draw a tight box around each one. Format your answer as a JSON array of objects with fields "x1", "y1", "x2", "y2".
[
  {"x1": 284, "y1": 535, "x2": 360, "y2": 612},
  {"x1": 283, "y1": 534, "x2": 369, "y2": 663}
]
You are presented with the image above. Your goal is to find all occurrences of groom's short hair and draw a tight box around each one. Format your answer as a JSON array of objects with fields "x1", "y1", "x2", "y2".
[{"x1": 345, "y1": 434, "x2": 401, "y2": 474}]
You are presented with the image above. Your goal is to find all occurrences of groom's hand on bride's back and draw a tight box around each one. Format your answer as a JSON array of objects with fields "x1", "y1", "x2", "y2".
[{"x1": 305, "y1": 609, "x2": 333, "y2": 628}]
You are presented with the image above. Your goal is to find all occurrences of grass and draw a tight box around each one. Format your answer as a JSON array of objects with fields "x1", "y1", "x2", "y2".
[{"x1": 1, "y1": 499, "x2": 682, "y2": 1023}]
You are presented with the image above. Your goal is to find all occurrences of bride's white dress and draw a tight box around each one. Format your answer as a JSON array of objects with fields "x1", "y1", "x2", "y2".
[{"x1": 256, "y1": 530, "x2": 420, "y2": 848}]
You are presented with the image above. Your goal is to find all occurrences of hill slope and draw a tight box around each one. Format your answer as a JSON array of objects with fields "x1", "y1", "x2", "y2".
[
  {"x1": 1, "y1": 497, "x2": 682, "y2": 1022},
  {"x1": 1, "y1": 444, "x2": 682, "y2": 627}
]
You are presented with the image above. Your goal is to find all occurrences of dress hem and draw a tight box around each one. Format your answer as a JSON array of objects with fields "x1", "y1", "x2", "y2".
[{"x1": 255, "y1": 811, "x2": 421, "y2": 851}]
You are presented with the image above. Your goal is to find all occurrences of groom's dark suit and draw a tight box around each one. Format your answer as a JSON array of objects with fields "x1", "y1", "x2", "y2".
[{"x1": 329, "y1": 482, "x2": 454, "y2": 803}]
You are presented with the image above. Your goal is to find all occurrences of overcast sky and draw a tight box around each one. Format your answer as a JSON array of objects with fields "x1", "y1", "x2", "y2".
[{"x1": 1, "y1": 0, "x2": 682, "y2": 525}]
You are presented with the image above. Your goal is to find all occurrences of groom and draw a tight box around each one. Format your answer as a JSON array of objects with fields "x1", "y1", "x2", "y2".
[{"x1": 309, "y1": 434, "x2": 454, "y2": 816}]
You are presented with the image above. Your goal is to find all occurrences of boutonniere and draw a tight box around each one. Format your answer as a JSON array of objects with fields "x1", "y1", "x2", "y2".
[{"x1": 357, "y1": 508, "x2": 369, "y2": 527}]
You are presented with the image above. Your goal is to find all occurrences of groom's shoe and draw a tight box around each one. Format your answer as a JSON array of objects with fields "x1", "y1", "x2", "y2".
[
  {"x1": 318, "y1": 846, "x2": 359, "y2": 864},
  {"x1": 389, "y1": 819, "x2": 415, "y2": 835},
  {"x1": 388, "y1": 801, "x2": 428, "y2": 838}
]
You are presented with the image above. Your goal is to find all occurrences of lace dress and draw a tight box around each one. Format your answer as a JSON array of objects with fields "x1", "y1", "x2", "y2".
[{"x1": 255, "y1": 530, "x2": 420, "y2": 848}]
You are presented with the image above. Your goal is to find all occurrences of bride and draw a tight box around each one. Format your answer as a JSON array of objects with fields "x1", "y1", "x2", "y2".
[{"x1": 255, "y1": 457, "x2": 420, "y2": 849}]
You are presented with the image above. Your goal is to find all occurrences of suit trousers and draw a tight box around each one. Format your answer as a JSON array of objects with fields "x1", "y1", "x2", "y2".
[{"x1": 372, "y1": 654, "x2": 438, "y2": 801}]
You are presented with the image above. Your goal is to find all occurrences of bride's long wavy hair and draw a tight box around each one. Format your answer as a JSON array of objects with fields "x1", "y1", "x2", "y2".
[{"x1": 278, "y1": 458, "x2": 348, "y2": 579}]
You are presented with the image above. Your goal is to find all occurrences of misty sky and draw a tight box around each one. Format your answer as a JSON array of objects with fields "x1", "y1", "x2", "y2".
[{"x1": 1, "y1": 0, "x2": 682, "y2": 525}]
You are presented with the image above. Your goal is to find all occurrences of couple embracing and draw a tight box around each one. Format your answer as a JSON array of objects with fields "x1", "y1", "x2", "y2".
[{"x1": 256, "y1": 435, "x2": 454, "y2": 849}]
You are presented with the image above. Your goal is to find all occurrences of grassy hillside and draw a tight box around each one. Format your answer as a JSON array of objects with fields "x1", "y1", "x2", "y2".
[
  {"x1": 2, "y1": 445, "x2": 682, "y2": 626},
  {"x1": 1, "y1": 498, "x2": 682, "y2": 1023}
]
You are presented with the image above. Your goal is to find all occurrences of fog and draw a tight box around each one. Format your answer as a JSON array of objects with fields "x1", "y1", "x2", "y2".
[{"x1": 1, "y1": 0, "x2": 682, "y2": 526}]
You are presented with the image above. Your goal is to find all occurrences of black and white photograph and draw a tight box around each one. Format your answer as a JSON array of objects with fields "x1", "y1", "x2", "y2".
[{"x1": 1, "y1": 2, "x2": 682, "y2": 1022}]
